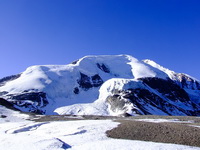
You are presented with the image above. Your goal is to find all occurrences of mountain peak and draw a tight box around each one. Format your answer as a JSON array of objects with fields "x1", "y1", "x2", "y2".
[{"x1": 0, "y1": 55, "x2": 199, "y2": 116}]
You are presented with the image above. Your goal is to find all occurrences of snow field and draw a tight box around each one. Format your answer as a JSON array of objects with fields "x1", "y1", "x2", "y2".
[{"x1": 0, "y1": 106, "x2": 200, "y2": 150}]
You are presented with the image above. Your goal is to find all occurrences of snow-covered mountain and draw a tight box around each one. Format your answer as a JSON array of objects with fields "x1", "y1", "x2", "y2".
[{"x1": 0, "y1": 55, "x2": 199, "y2": 116}]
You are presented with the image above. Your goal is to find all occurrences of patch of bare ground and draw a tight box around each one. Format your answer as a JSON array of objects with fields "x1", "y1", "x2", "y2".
[
  {"x1": 31, "y1": 114, "x2": 121, "y2": 122},
  {"x1": 106, "y1": 120, "x2": 200, "y2": 147},
  {"x1": 29, "y1": 113, "x2": 200, "y2": 147}
]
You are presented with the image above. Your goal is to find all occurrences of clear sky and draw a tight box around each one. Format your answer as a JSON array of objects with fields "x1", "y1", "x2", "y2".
[{"x1": 0, "y1": 0, "x2": 200, "y2": 80}]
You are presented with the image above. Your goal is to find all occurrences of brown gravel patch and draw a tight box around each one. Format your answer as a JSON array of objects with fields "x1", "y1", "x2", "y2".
[
  {"x1": 106, "y1": 120, "x2": 200, "y2": 147},
  {"x1": 29, "y1": 113, "x2": 200, "y2": 147}
]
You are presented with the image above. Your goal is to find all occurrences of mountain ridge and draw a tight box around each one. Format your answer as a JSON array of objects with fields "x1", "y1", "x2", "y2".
[{"x1": 0, "y1": 55, "x2": 199, "y2": 116}]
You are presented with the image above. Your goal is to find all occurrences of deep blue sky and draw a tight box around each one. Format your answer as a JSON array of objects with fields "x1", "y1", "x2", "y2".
[{"x1": 0, "y1": 0, "x2": 200, "y2": 80}]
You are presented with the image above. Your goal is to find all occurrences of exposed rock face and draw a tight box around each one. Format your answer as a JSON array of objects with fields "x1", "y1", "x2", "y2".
[
  {"x1": 77, "y1": 73, "x2": 103, "y2": 90},
  {"x1": 73, "y1": 87, "x2": 79, "y2": 94},
  {"x1": 102, "y1": 78, "x2": 200, "y2": 116},
  {"x1": 96, "y1": 63, "x2": 110, "y2": 73},
  {"x1": 5, "y1": 91, "x2": 48, "y2": 114},
  {"x1": 140, "y1": 77, "x2": 190, "y2": 103},
  {"x1": 77, "y1": 73, "x2": 93, "y2": 90},
  {"x1": 107, "y1": 93, "x2": 141, "y2": 116},
  {"x1": 92, "y1": 74, "x2": 104, "y2": 87},
  {"x1": 0, "y1": 98, "x2": 19, "y2": 111},
  {"x1": 177, "y1": 74, "x2": 200, "y2": 90}
]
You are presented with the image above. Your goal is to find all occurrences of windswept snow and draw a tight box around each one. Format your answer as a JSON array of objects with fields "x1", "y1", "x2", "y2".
[
  {"x1": 0, "y1": 106, "x2": 30, "y2": 123},
  {"x1": 143, "y1": 59, "x2": 200, "y2": 82},
  {"x1": 143, "y1": 59, "x2": 176, "y2": 79}
]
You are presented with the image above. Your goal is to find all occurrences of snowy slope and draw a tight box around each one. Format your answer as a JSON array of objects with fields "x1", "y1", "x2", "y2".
[
  {"x1": 0, "y1": 55, "x2": 199, "y2": 116},
  {"x1": 143, "y1": 59, "x2": 200, "y2": 106},
  {"x1": 0, "y1": 107, "x2": 200, "y2": 150},
  {"x1": 143, "y1": 59, "x2": 200, "y2": 90}
]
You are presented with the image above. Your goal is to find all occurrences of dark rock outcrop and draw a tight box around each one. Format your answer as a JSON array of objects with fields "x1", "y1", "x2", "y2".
[
  {"x1": 174, "y1": 73, "x2": 200, "y2": 90},
  {"x1": 71, "y1": 59, "x2": 79, "y2": 65},
  {"x1": 73, "y1": 87, "x2": 79, "y2": 94},
  {"x1": 77, "y1": 73, "x2": 103, "y2": 91},
  {"x1": 0, "y1": 74, "x2": 21, "y2": 86},
  {"x1": 105, "y1": 77, "x2": 200, "y2": 116},
  {"x1": 0, "y1": 98, "x2": 19, "y2": 111},
  {"x1": 92, "y1": 74, "x2": 104, "y2": 87},
  {"x1": 97, "y1": 63, "x2": 110, "y2": 73},
  {"x1": 140, "y1": 77, "x2": 190, "y2": 103},
  {"x1": 4, "y1": 91, "x2": 49, "y2": 114}
]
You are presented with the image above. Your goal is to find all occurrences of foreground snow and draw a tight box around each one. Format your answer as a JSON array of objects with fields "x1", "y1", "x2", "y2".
[{"x1": 0, "y1": 106, "x2": 200, "y2": 150}]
